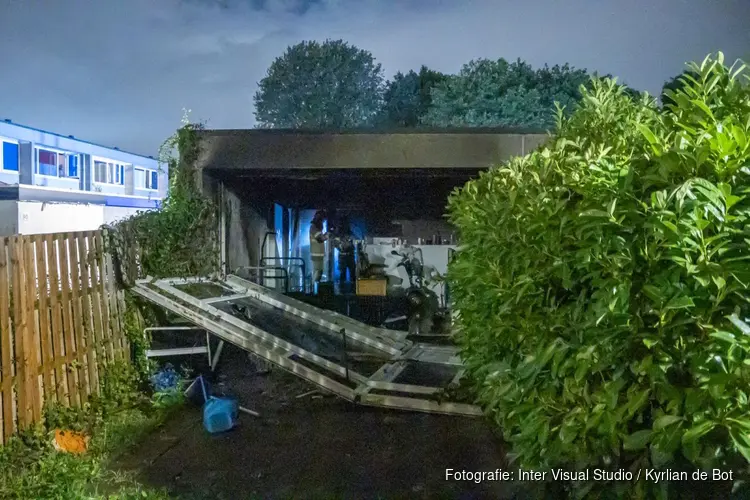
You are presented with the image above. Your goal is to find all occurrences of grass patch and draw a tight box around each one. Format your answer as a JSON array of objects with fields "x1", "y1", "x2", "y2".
[{"x1": 0, "y1": 361, "x2": 185, "y2": 499}]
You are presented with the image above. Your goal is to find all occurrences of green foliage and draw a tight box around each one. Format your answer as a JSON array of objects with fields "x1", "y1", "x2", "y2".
[
  {"x1": 377, "y1": 66, "x2": 448, "y2": 127},
  {"x1": 110, "y1": 112, "x2": 219, "y2": 282},
  {"x1": 88, "y1": 363, "x2": 185, "y2": 457},
  {"x1": 447, "y1": 52, "x2": 750, "y2": 498},
  {"x1": 254, "y1": 39, "x2": 385, "y2": 128},
  {"x1": 122, "y1": 291, "x2": 160, "y2": 379},
  {"x1": 96, "y1": 361, "x2": 144, "y2": 414},
  {"x1": 44, "y1": 402, "x2": 94, "y2": 434},
  {"x1": 151, "y1": 385, "x2": 186, "y2": 411},
  {"x1": 660, "y1": 70, "x2": 701, "y2": 108},
  {"x1": 0, "y1": 423, "x2": 171, "y2": 499},
  {"x1": 2, "y1": 361, "x2": 182, "y2": 498},
  {"x1": 424, "y1": 58, "x2": 592, "y2": 129},
  {"x1": 0, "y1": 440, "x2": 102, "y2": 499},
  {"x1": 44, "y1": 361, "x2": 145, "y2": 436},
  {"x1": 89, "y1": 408, "x2": 162, "y2": 457}
]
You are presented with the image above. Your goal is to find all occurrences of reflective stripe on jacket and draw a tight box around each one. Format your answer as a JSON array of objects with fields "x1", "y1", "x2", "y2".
[{"x1": 310, "y1": 226, "x2": 325, "y2": 257}]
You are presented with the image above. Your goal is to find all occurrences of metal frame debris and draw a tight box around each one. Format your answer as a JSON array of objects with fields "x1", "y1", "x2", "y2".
[
  {"x1": 132, "y1": 275, "x2": 481, "y2": 417},
  {"x1": 144, "y1": 326, "x2": 211, "y2": 364}
]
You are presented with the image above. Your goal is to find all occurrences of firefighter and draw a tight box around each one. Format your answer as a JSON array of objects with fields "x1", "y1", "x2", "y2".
[
  {"x1": 334, "y1": 215, "x2": 356, "y2": 288},
  {"x1": 309, "y1": 210, "x2": 328, "y2": 287}
]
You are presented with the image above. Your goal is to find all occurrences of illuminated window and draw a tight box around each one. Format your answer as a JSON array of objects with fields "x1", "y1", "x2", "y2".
[
  {"x1": 93, "y1": 158, "x2": 126, "y2": 185},
  {"x1": 35, "y1": 147, "x2": 79, "y2": 178},
  {"x1": 134, "y1": 167, "x2": 158, "y2": 190}
]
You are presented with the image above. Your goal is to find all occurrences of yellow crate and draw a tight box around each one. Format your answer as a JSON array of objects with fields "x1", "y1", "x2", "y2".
[{"x1": 356, "y1": 278, "x2": 387, "y2": 296}]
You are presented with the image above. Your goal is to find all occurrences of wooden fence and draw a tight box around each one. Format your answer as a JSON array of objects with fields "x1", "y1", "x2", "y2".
[{"x1": 0, "y1": 230, "x2": 129, "y2": 445}]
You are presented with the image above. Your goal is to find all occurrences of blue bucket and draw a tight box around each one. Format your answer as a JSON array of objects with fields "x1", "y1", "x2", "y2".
[
  {"x1": 197, "y1": 376, "x2": 238, "y2": 434},
  {"x1": 203, "y1": 396, "x2": 239, "y2": 434}
]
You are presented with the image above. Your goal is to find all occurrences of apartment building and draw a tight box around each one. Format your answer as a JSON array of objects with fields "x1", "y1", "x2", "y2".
[{"x1": 0, "y1": 119, "x2": 167, "y2": 236}]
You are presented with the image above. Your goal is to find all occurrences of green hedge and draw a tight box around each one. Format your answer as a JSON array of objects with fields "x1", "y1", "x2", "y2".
[{"x1": 447, "y1": 53, "x2": 750, "y2": 498}]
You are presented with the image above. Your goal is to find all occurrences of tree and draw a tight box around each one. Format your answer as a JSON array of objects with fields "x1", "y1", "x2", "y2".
[
  {"x1": 660, "y1": 69, "x2": 700, "y2": 107},
  {"x1": 422, "y1": 58, "x2": 592, "y2": 129},
  {"x1": 377, "y1": 66, "x2": 447, "y2": 127},
  {"x1": 253, "y1": 40, "x2": 385, "y2": 128}
]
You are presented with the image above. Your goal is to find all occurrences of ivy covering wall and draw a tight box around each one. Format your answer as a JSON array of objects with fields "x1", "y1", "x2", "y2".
[
  {"x1": 108, "y1": 115, "x2": 219, "y2": 284},
  {"x1": 103, "y1": 113, "x2": 220, "y2": 378}
]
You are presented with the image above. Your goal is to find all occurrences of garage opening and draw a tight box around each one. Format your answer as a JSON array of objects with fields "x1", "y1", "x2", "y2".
[{"x1": 198, "y1": 128, "x2": 547, "y2": 332}]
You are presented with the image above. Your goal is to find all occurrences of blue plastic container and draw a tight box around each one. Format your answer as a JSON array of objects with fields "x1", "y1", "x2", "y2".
[
  {"x1": 203, "y1": 396, "x2": 238, "y2": 434},
  {"x1": 197, "y1": 376, "x2": 238, "y2": 434}
]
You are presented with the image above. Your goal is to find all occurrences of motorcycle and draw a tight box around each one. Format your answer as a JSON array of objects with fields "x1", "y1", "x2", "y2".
[{"x1": 383, "y1": 248, "x2": 442, "y2": 336}]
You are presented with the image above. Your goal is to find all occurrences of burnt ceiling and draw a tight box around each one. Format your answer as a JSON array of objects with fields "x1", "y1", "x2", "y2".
[{"x1": 210, "y1": 168, "x2": 480, "y2": 220}]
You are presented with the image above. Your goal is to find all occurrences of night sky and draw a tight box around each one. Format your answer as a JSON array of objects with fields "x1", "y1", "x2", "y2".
[{"x1": 1, "y1": 0, "x2": 748, "y2": 156}]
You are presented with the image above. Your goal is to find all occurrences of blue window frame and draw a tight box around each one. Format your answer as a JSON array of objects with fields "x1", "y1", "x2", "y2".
[
  {"x1": 68, "y1": 155, "x2": 78, "y2": 177},
  {"x1": 151, "y1": 171, "x2": 158, "y2": 189},
  {"x1": 2, "y1": 142, "x2": 19, "y2": 171}
]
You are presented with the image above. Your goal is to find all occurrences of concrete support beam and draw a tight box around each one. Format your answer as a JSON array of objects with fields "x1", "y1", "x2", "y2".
[
  {"x1": 18, "y1": 141, "x2": 33, "y2": 185},
  {"x1": 124, "y1": 161, "x2": 135, "y2": 196},
  {"x1": 81, "y1": 154, "x2": 92, "y2": 191},
  {"x1": 196, "y1": 129, "x2": 549, "y2": 171}
]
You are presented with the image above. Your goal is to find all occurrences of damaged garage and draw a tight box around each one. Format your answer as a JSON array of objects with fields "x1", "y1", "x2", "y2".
[
  {"x1": 197, "y1": 128, "x2": 546, "y2": 327},
  {"x1": 132, "y1": 128, "x2": 546, "y2": 416}
]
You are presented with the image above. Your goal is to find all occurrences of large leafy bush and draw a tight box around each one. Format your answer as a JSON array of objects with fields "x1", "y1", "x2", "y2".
[{"x1": 447, "y1": 53, "x2": 750, "y2": 498}]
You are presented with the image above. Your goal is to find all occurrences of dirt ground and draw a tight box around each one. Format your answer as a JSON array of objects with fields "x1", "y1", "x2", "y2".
[{"x1": 115, "y1": 344, "x2": 522, "y2": 499}]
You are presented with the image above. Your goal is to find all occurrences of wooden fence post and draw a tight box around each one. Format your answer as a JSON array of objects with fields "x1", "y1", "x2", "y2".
[
  {"x1": 58, "y1": 234, "x2": 83, "y2": 406},
  {"x1": 0, "y1": 238, "x2": 13, "y2": 443},
  {"x1": 10, "y1": 236, "x2": 31, "y2": 428},
  {"x1": 21, "y1": 237, "x2": 42, "y2": 423},
  {"x1": 44, "y1": 233, "x2": 69, "y2": 406},
  {"x1": 33, "y1": 236, "x2": 55, "y2": 405}
]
